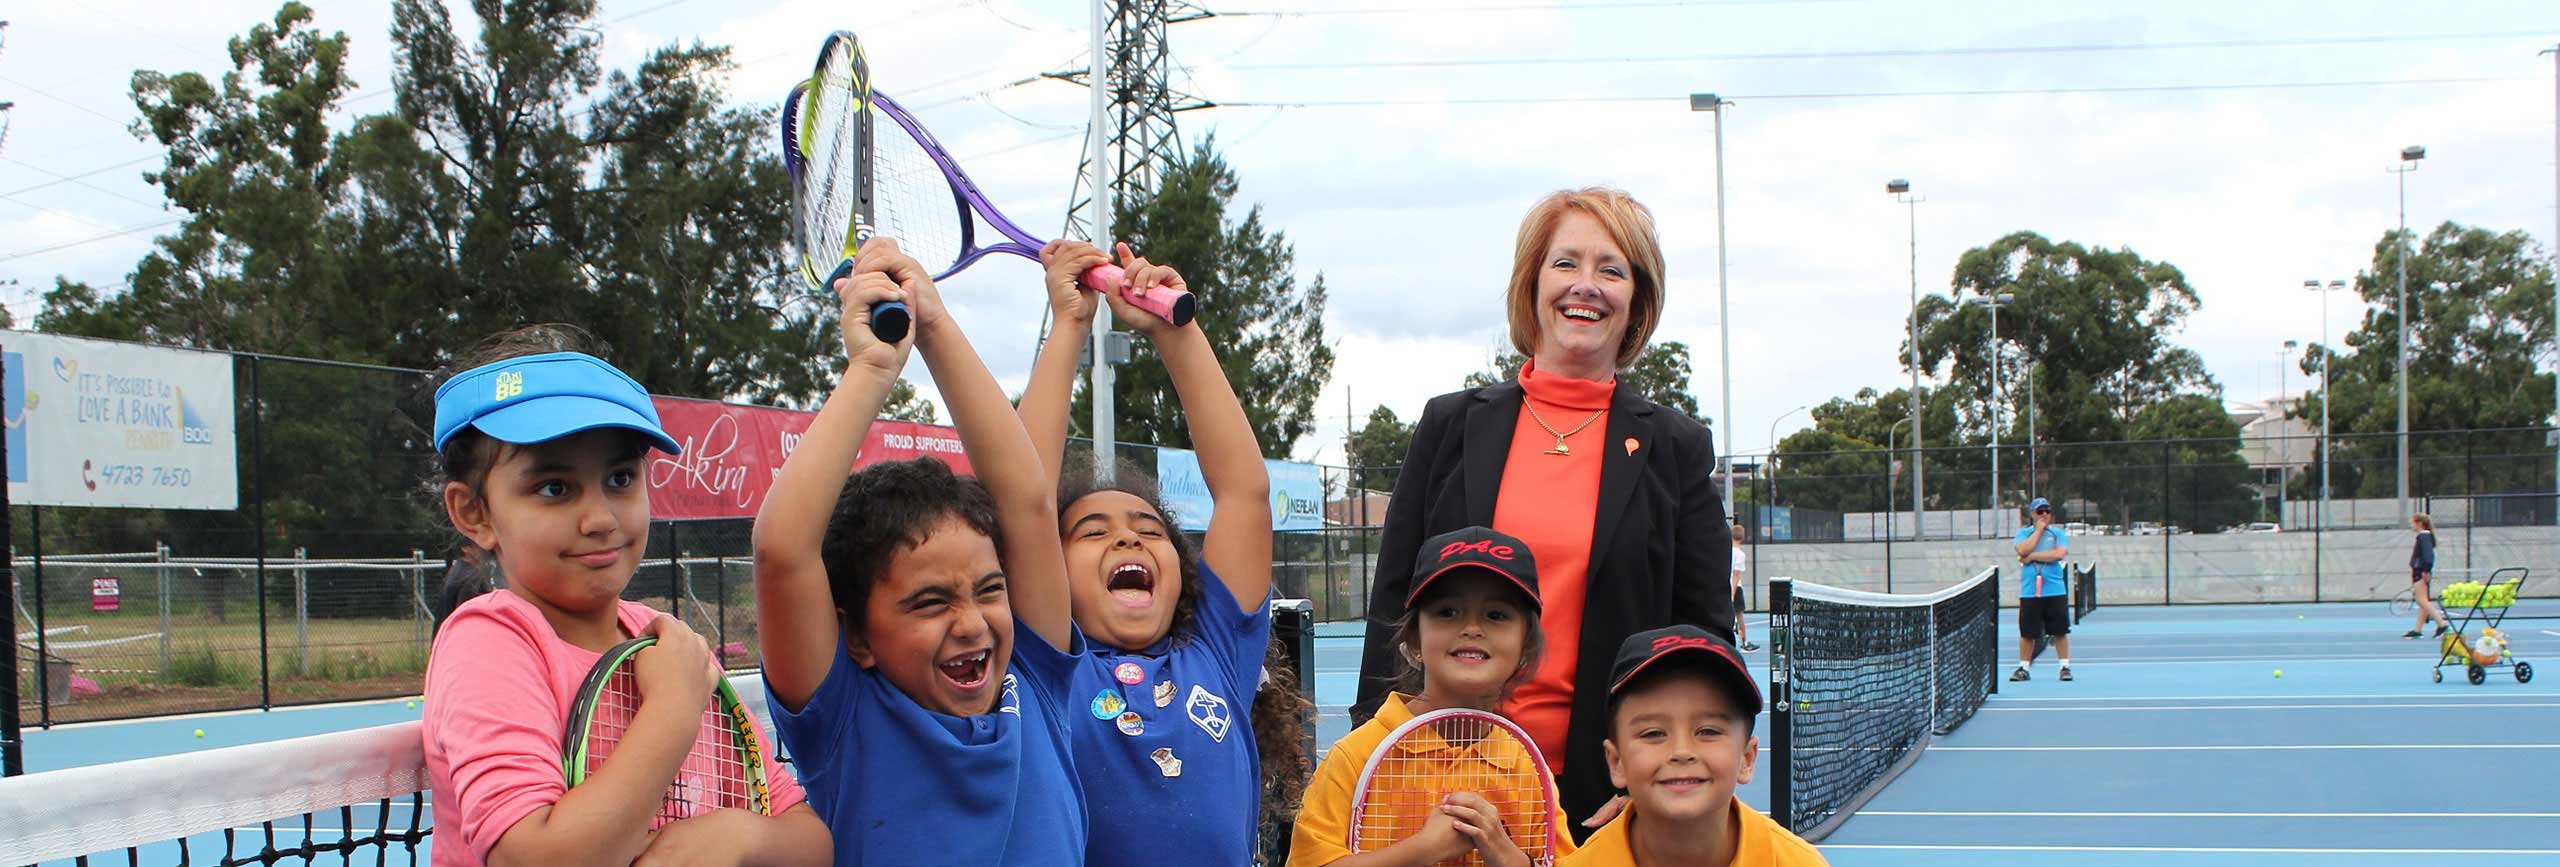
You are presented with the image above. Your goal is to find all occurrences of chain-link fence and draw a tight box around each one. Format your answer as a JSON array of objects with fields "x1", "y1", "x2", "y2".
[{"x1": 1279, "y1": 427, "x2": 2560, "y2": 625}]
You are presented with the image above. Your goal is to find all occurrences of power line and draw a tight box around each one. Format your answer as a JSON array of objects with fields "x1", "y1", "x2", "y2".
[
  {"x1": 0, "y1": 153, "x2": 156, "y2": 198},
  {"x1": 1219, "y1": 75, "x2": 2540, "y2": 107},
  {"x1": 1227, "y1": 29, "x2": 2560, "y2": 71},
  {"x1": 0, "y1": 217, "x2": 182, "y2": 264},
  {"x1": 1, "y1": 155, "x2": 167, "y2": 210}
]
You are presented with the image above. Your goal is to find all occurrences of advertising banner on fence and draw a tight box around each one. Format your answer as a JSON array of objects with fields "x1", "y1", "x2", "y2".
[
  {"x1": 3, "y1": 331, "x2": 239, "y2": 510},
  {"x1": 1155, "y1": 448, "x2": 1325, "y2": 532},
  {"x1": 646, "y1": 396, "x2": 971, "y2": 520}
]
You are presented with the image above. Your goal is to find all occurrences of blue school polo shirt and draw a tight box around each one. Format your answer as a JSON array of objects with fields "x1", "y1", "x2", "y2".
[
  {"x1": 769, "y1": 626, "x2": 1088, "y2": 866},
  {"x1": 1068, "y1": 564, "x2": 1272, "y2": 866}
]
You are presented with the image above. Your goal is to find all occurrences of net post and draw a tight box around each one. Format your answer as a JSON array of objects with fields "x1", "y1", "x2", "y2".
[
  {"x1": 1767, "y1": 576, "x2": 1793, "y2": 832},
  {"x1": 1985, "y1": 566, "x2": 2000, "y2": 697},
  {"x1": 1926, "y1": 582, "x2": 1941, "y2": 719}
]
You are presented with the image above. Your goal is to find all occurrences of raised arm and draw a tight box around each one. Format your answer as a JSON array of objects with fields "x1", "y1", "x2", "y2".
[
  {"x1": 751, "y1": 263, "x2": 912, "y2": 712},
  {"x1": 1111, "y1": 245, "x2": 1273, "y2": 608},
  {"x1": 882, "y1": 245, "x2": 1075, "y2": 651},
  {"x1": 1019, "y1": 240, "x2": 1112, "y2": 490}
]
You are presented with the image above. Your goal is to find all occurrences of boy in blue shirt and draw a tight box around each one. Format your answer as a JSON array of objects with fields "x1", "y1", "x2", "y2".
[
  {"x1": 754, "y1": 241, "x2": 1086, "y2": 865},
  {"x1": 2010, "y1": 498, "x2": 2072, "y2": 682}
]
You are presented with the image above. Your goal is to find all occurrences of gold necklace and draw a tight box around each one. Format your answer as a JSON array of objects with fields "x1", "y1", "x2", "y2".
[{"x1": 1523, "y1": 399, "x2": 1605, "y2": 456}]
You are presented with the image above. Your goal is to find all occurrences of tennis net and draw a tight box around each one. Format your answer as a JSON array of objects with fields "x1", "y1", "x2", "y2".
[
  {"x1": 1766, "y1": 567, "x2": 2000, "y2": 842},
  {"x1": 2072, "y1": 561, "x2": 2100, "y2": 624},
  {"x1": 0, "y1": 674, "x2": 787, "y2": 866}
]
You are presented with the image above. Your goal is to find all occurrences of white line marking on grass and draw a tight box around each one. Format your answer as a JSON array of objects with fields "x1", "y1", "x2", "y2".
[
  {"x1": 1855, "y1": 810, "x2": 2560, "y2": 819},
  {"x1": 1985, "y1": 701, "x2": 2560, "y2": 713},
  {"x1": 1818, "y1": 845, "x2": 2560, "y2": 855}
]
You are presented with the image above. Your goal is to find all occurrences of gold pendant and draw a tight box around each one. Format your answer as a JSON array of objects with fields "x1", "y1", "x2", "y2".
[{"x1": 1546, "y1": 437, "x2": 1572, "y2": 456}]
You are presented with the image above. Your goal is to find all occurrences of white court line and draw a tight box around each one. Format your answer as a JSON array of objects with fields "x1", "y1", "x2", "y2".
[
  {"x1": 1820, "y1": 844, "x2": 2560, "y2": 855},
  {"x1": 1992, "y1": 691, "x2": 2540, "y2": 702},
  {"x1": 2003, "y1": 654, "x2": 2448, "y2": 665},
  {"x1": 31, "y1": 695, "x2": 425, "y2": 730},
  {"x1": 1930, "y1": 744, "x2": 2560, "y2": 751},
  {"x1": 1856, "y1": 810, "x2": 2560, "y2": 819},
  {"x1": 1985, "y1": 701, "x2": 2560, "y2": 712}
]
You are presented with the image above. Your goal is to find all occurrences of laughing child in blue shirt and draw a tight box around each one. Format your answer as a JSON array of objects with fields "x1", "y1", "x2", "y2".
[{"x1": 754, "y1": 240, "x2": 1086, "y2": 865}]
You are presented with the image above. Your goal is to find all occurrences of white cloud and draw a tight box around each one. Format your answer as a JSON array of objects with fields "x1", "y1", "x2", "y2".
[{"x1": 5, "y1": 0, "x2": 2553, "y2": 463}]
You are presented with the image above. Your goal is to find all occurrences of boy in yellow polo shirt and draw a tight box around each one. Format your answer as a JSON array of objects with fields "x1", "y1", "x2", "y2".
[{"x1": 1563, "y1": 625, "x2": 1826, "y2": 867}]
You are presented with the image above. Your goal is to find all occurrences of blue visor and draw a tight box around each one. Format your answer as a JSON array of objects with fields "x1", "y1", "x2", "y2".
[
  {"x1": 2028, "y1": 497, "x2": 2052, "y2": 512},
  {"x1": 432, "y1": 352, "x2": 680, "y2": 456}
]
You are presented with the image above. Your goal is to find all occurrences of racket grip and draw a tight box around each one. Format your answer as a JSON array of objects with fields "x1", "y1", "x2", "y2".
[
  {"x1": 1080, "y1": 264, "x2": 1198, "y2": 328},
  {"x1": 829, "y1": 258, "x2": 912, "y2": 343}
]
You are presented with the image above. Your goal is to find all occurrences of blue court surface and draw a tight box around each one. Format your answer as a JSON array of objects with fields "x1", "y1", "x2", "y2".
[
  {"x1": 1316, "y1": 600, "x2": 2560, "y2": 866},
  {"x1": 19, "y1": 599, "x2": 2558, "y2": 865}
]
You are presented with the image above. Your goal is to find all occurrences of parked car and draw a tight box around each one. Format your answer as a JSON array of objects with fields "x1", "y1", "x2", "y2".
[
  {"x1": 2243, "y1": 522, "x2": 2283, "y2": 534},
  {"x1": 2130, "y1": 522, "x2": 2163, "y2": 536}
]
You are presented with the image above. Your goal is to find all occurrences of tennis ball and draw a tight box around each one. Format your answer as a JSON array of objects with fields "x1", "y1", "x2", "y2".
[
  {"x1": 193, "y1": 729, "x2": 205, "y2": 738},
  {"x1": 407, "y1": 700, "x2": 419, "y2": 710},
  {"x1": 2296, "y1": 615, "x2": 2304, "y2": 620},
  {"x1": 2272, "y1": 669, "x2": 2284, "y2": 678}
]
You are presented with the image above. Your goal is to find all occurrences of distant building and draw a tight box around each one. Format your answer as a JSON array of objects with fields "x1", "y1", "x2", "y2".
[{"x1": 2232, "y1": 396, "x2": 2315, "y2": 525}]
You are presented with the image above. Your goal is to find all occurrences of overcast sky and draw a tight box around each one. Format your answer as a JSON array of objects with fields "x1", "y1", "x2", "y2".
[{"x1": 2, "y1": 0, "x2": 2554, "y2": 464}]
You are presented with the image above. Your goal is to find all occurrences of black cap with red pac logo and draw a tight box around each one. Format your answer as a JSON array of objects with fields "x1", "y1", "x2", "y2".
[
  {"x1": 1608, "y1": 624, "x2": 1763, "y2": 717},
  {"x1": 1408, "y1": 526, "x2": 1542, "y2": 612}
]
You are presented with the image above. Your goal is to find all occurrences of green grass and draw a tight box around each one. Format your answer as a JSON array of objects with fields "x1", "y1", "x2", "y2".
[{"x1": 165, "y1": 641, "x2": 254, "y2": 688}]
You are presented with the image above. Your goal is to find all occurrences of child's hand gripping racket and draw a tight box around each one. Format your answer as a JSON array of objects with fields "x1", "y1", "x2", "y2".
[
  {"x1": 1348, "y1": 708, "x2": 1560, "y2": 867},
  {"x1": 562, "y1": 629, "x2": 774, "y2": 828}
]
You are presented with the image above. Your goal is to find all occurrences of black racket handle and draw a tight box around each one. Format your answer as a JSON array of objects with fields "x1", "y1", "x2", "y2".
[{"x1": 828, "y1": 258, "x2": 911, "y2": 344}]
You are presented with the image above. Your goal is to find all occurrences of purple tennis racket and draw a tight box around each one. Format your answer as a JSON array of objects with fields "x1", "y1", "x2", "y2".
[{"x1": 862, "y1": 91, "x2": 1195, "y2": 328}]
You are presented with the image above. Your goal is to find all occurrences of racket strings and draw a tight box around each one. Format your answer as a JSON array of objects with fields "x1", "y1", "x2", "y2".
[
  {"x1": 582, "y1": 667, "x2": 756, "y2": 829},
  {"x1": 795, "y1": 61, "x2": 862, "y2": 280},
  {"x1": 1353, "y1": 716, "x2": 1554, "y2": 865},
  {"x1": 865, "y1": 105, "x2": 965, "y2": 272}
]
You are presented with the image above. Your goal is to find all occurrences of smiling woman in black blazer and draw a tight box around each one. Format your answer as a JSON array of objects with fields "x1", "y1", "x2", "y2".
[{"x1": 1351, "y1": 187, "x2": 1732, "y2": 841}]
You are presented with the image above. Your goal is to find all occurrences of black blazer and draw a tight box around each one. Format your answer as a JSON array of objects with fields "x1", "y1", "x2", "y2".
[{"x1": 1351, "y1": 377, "x2": 1732, "y2": 840}]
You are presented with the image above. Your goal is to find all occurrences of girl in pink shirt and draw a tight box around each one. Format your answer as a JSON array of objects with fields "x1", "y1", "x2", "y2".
[{"x1": 420, "y1": 325, "x2": 829, "y2": 866}]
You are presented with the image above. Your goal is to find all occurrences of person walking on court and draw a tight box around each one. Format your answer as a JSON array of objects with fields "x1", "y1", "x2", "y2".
[
  {"x1": 2405, "y1": 513, "x2": 2452, "y2": 639},
  {"x1": 1730, "y1": 520, "x2": 1758, "y2": 651},
  {"x1": 2011, "y1": 498, "x2": 2072, "y2": 682}
]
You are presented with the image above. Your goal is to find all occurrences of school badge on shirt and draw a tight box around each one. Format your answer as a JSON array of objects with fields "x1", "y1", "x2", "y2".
[
  {"x1": 1185, "y1": 684, "x2": 1232, "y2": 742},
  {"x1": 1115, "y1": 661, "x2": 1146, "y2": 685}
]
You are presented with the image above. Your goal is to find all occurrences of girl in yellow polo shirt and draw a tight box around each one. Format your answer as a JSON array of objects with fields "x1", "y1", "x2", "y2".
[{"x1": 1290, "y1": 527, "x2": 1574, "y2": 866}]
